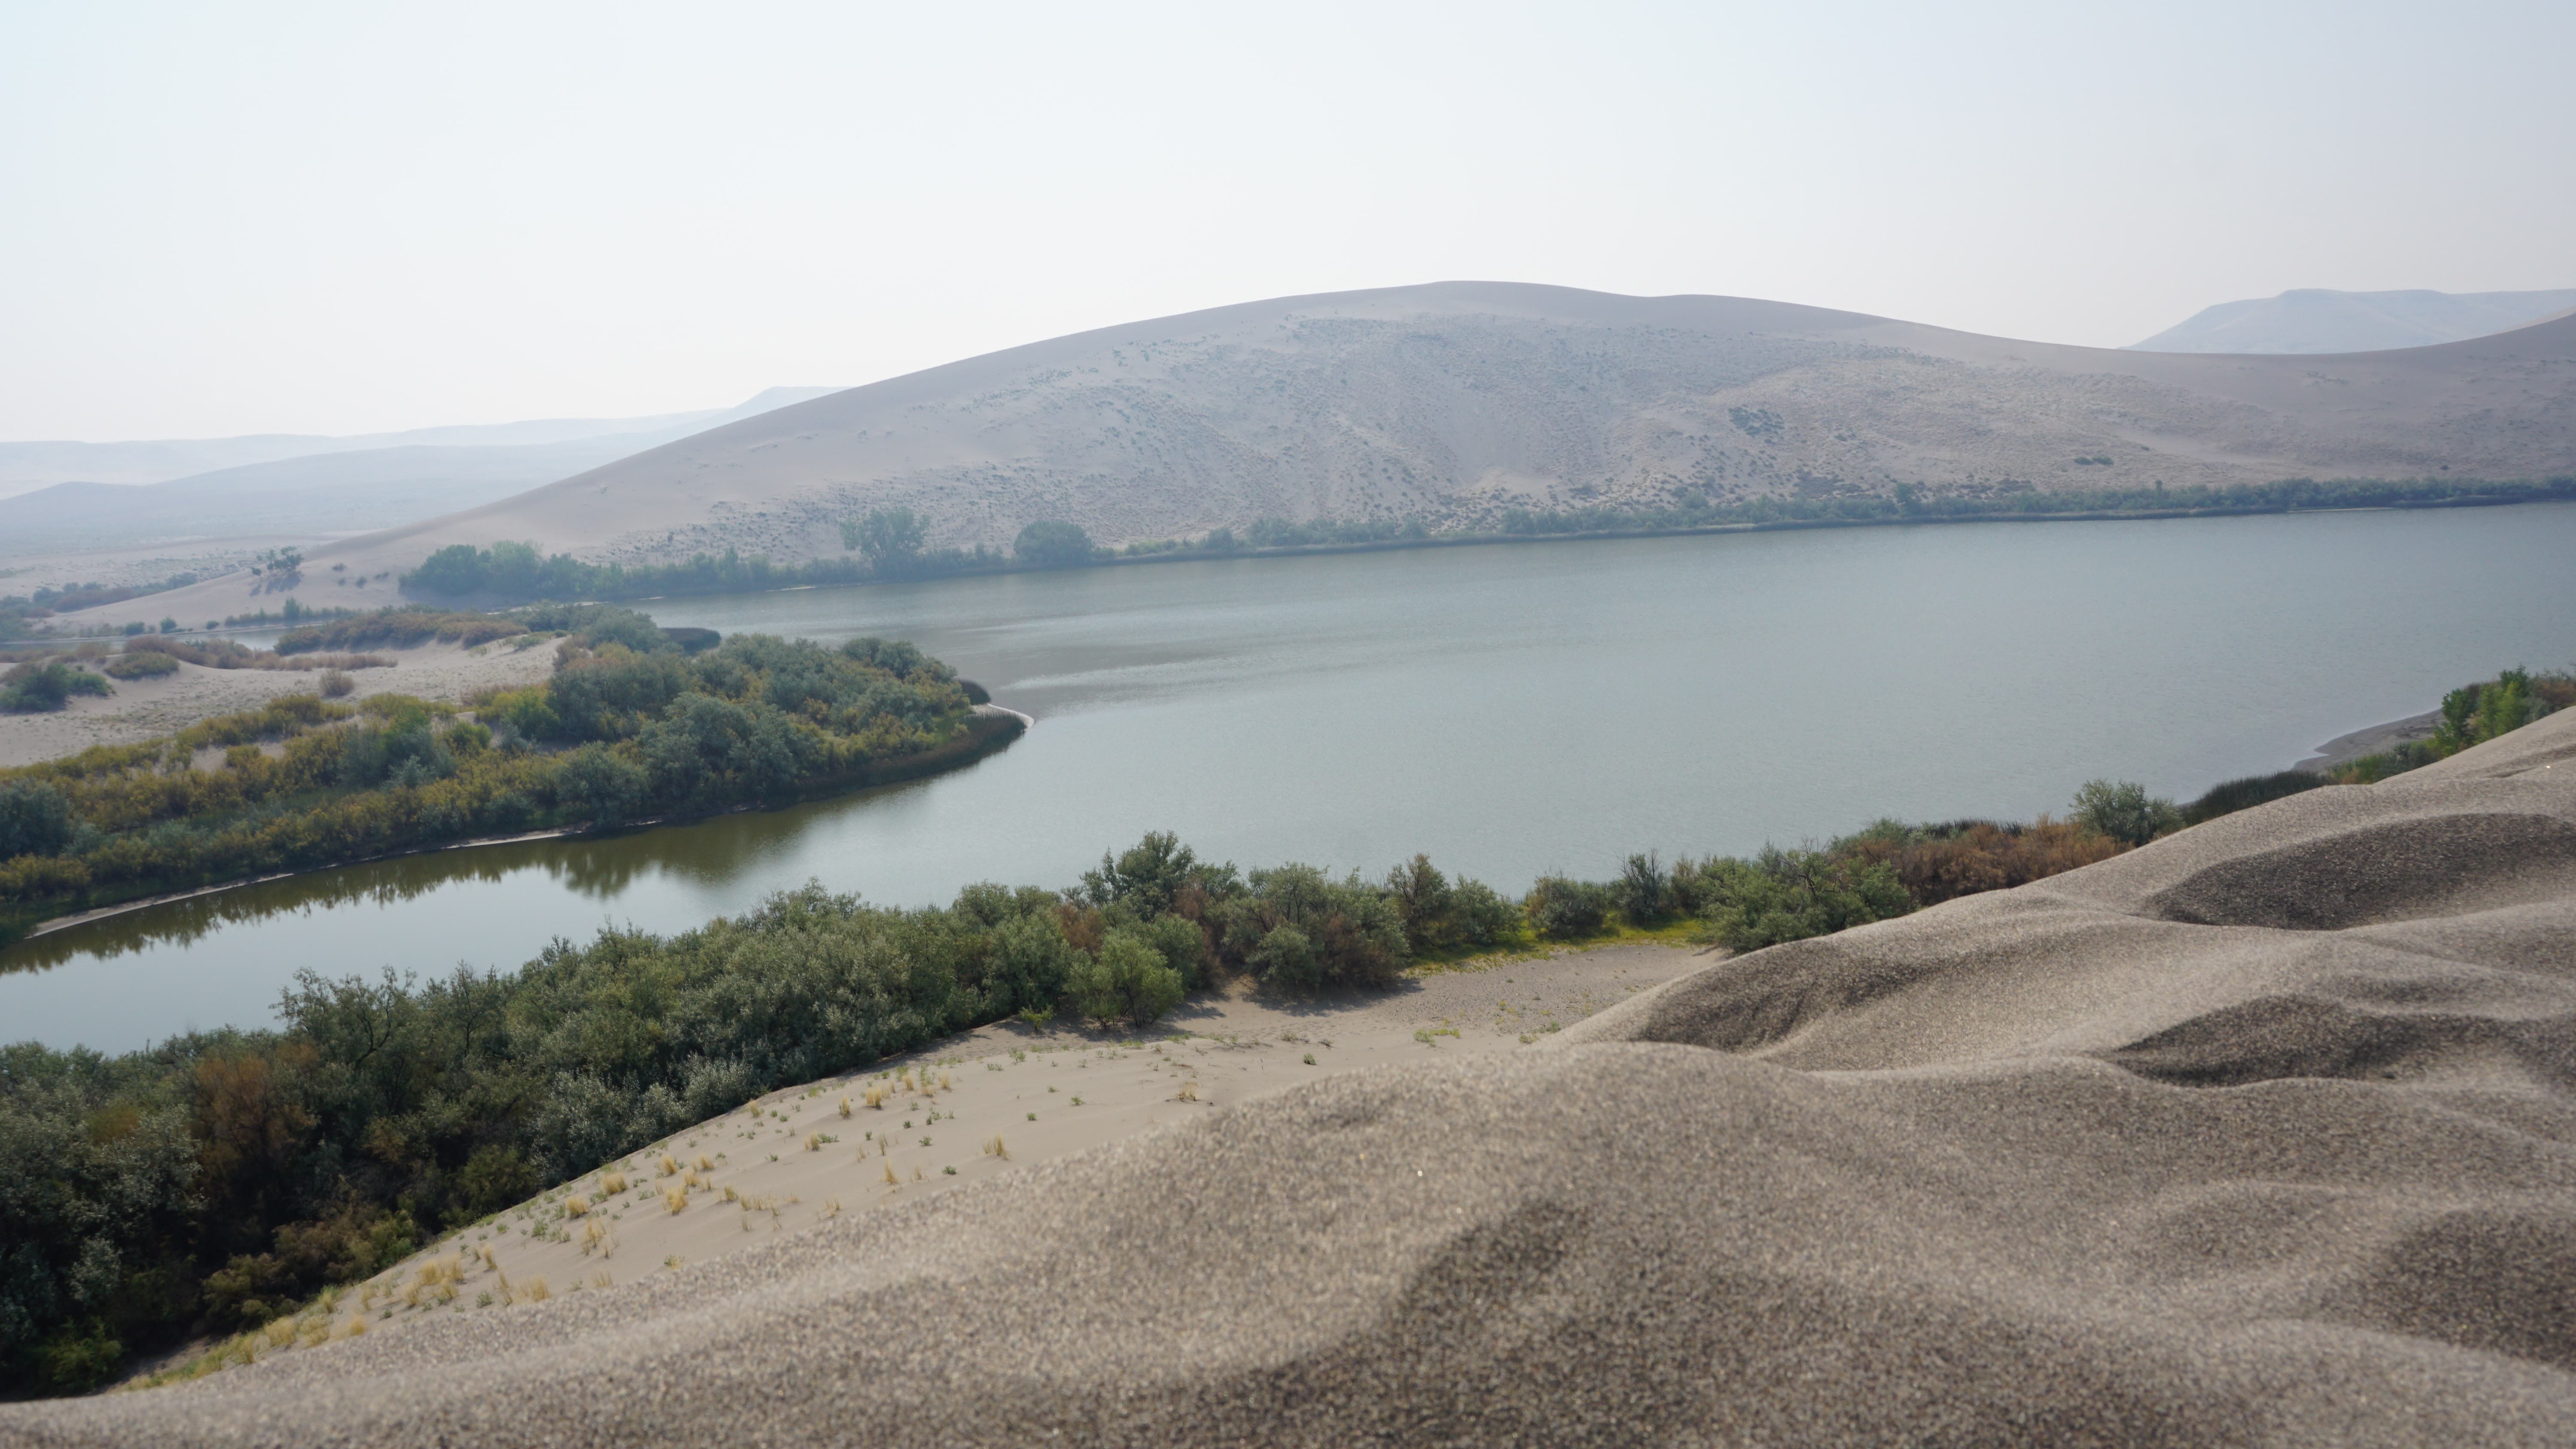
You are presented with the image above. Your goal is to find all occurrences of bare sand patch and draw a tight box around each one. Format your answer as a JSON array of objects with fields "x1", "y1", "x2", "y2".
[{"x1": 0, "y1": 639, "x2": 554, "y2": 769}]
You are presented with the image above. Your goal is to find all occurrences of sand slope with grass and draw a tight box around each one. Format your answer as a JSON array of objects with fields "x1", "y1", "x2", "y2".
[
  {"x1": 0, "y1": 640, "x2": 556, "y2": 771},
  {"x1": 7, "y1": 715, "x2": 2573, "y2": 1445}
]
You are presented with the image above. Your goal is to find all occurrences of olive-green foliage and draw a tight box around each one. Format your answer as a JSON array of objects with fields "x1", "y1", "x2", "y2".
[
  {"x1": 0, "y1": 779, "x2": 75, "y2": 857},
  {"x1": 2070, "y1": 779, "x2": 2184, "y2": 847},
  {"x1": 1082, "y1": 830, "x2": 1197, "y2": 919},
  {"x1": 100, "y1": 651, "x2": 180, "y2": 680},
  {"x1": 0, "y1": 662, "x2": 114, "y2": 713},
  {"x1": 1013, "y1": 519, "x2": 1097, "y2": 568},
  {"x1": 1066, "y1": 931, "x2": 1185, "y2": 1026},
  {"x1": 0, "y1": 1052, "x2": 202, "y2": 1391},
  {"x1": 1525, "y1": 876, "x2": 1615, "y2": 939},
  {"x1": 1692, "y1": 847, "x2": 1914, "y2": 952},
  {"x1": 0, "y1": 627, "x2": 974, "y2": 925},
  {"x1": 2183, "y1": 770, "x2": 2326, "y2": 825},
  {"x1": 1208, "y1": 862, "x2": 1410, "y2": 991}
]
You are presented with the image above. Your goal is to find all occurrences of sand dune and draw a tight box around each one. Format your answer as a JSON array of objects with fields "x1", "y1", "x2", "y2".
[
  {"x1": 7, "y1": 715, "x2": 2570, "y2": 1444},
  {"x1": 68, "y1": 281, "x2": 2576, "y2": 630}
]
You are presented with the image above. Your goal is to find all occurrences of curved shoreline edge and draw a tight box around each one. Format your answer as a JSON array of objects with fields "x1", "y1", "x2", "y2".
[{"x1": 3, "y1": 707, "x2": 1028, "y2": 949}]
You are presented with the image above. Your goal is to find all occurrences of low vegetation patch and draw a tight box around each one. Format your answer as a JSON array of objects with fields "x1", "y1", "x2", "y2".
[{"x1": 0, "y1": 607, "x2": 1001, "y2": 943}]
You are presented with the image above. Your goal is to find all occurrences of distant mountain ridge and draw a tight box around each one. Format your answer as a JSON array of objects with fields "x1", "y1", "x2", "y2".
[
  {"x1": 0, "y1": 388, "x2": 844, "y2": 544},
  {"x1": 0, "y1": 388, "x2": 842, "y2": 499},
  {"x1": 2126, "y1": 288, "x2": 2576, "y2": 355}
]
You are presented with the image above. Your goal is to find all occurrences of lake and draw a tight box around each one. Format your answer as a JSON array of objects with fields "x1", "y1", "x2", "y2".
[{"x1": 8, "y1": 503, "x2": 2572, "y2": 1052}]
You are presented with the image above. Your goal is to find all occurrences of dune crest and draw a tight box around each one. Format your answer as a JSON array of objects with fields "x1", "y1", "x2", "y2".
[{"x1": 9, "y1": 717, "x2": 2573, "y2": 1445}]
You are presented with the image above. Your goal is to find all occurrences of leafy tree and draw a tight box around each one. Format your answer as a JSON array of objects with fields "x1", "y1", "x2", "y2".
[
  {"x1": 1083, "y1": 831, "x2": 1197, "y2": 919},
  {"x1": 1014, "y1": 519, "x2": 1096, "y2": 568},
  {"x1": 2070, "y1": 779, "x2": 2182, "y2": 846},
  {"x1": 842, "y1": 507, "x2": 927, "y2": 576}
]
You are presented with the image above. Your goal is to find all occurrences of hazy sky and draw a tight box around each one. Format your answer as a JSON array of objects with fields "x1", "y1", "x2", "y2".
[{"x1": 5, "y1": 0, "x2": 2568, "y2": 441}]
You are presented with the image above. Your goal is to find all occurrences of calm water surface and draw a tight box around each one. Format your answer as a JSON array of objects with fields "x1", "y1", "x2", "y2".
[{"x1": 9, "y1": 505, "x2": 2573, "y2": 1051}]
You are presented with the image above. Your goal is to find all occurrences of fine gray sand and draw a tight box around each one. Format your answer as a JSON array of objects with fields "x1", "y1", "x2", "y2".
[{"x1": 6, "y1": 712, "x2": 2571, "y2": 1446}]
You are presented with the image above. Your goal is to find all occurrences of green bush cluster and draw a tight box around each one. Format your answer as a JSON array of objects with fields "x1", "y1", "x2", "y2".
[
  {"x1": 0, "y1": 617, "x2": 991, "y2": 938},
  {"x1": 0, "y1": 662, "x2": 115, "y2": 713}
]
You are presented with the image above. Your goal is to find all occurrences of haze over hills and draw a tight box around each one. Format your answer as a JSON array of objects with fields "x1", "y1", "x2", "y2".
[
  {"x1": 2127, "y1": 287, "x2": 2576, "y2": 355},
  {"x1": 0, "y1": 387, "x2": 843, "y2": 506},
  {"x1": 61, "y1": 281, "x2": 2576, "y2": 627}
]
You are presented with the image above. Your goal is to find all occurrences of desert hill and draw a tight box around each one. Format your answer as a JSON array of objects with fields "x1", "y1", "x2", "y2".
[
  {"x1": 67, "y1": 281, "x2": 2576, "y2": 627},
  {"x1": 2129, "y1": 286, "x2": 2576, "y2": 355},
  {"x1": 9, "y1": 706, "x2": 2570, "y2": 1445}
]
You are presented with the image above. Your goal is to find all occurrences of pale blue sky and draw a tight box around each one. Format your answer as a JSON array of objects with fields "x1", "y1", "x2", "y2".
[{"x1": 3, "y1": 0, "x2": 2568, "y2": 440}]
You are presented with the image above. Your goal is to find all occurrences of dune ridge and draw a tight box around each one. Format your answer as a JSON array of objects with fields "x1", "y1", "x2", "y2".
[{"x1": 5, "y1": 713, "x2": 2571, "y2": 1446}]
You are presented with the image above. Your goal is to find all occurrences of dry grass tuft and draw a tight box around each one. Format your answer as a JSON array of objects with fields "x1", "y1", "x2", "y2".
[
  {"x1": 589, "y1": 1270, "x2": 612, "y2": 1289},
  {"x1": 565, "y1": 1193, "x2": 592, "y2": 1218},
  {"x1": 580, "y1": 1219, "x2": 610, "y2": 1255},
  {"x1": 263, "y1": 1319, "x2": 298, "y2": 1349},
  {"x1": 722, "y1": 1184, "x2": 738, "y2": 1202},
  {"x1": 299, "y1": 1320, "x2": 329, "y2": 1349},
  {"x1": 401, "y1": 1282, "x2": 423, "y2": 1308},
  {"x1": 1176, "y1": 1081, "x2": 1199, "y2": 1102},
  {"x1": 982, "y1": 1134, "x2": 1009, "y2": 1159},
  {"x1": 682, "y1": 1167, "x2": 705, "y2": 1190},
  {"x1": 803, "y1": 1132, "x2": 823, "y2": 1151},
  {"x1": 939, "y1": 1070, "x2": 954, "y2": 1091},
  {"x1": 838, "y1": 1096, "x2": 852, "y2": 1117},
  {"x1": 912, "y1": 1164, "x2": 925, "y2": 1181},
  {"x1": 882, "y1": 1161, "x2": 899, "y2": 1186},
  {"x1": 822, "y1": 1197, "x2": 842, "y2": 1218},
  {"x1": 477, "y1": 1245, "x2": 496, "y2": 1271},
  {"x1": 864, "y1": 1082, "x2": 887, "y2": 1109},
  {"x1": 600, "y1": 1170, "x2": 629, "y2": 1195},
  {"x1": 656, "y1": 1153, "x2": 679, "y2": 1177},
  {"x1": 693, "y1": 1153, "x2": 713, "y2": 1171},
  {"x1": 342, "y1": 1317, "x2": 368, "y2": 1338},
  {"x1": 523, "y1": 1276, "x2": 551, "y2": 1303},
  {"x1": 662, "y1": 1185, "x2": 688, "y2": 1214}
]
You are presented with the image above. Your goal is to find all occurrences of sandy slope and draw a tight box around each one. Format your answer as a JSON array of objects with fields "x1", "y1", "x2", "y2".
[
  {"x1": 66, "y1": 281, "x2": 2576, "y2": 631},
  {"x1": 7, "y1": 715, "x2": 2571, "y2": 1444},
  {"x1": 0, "y1": 641, "x2": 555, "y2": 770}
]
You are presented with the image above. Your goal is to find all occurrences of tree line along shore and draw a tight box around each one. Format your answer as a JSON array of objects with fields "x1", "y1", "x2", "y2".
[
  {"x1": 0, "y1": 637, "x2": 2563, "y2": 1396},
  {"x1": 5, "y1": 474, "x2": 2569, "y2": 640}
]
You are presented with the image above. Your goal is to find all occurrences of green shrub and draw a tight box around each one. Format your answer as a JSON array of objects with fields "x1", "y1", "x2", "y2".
[
  {"x1": 0, "y1": 662, "x2": 112, "y2": 712},
  {"x1": 1695, "y1": 848, "x2": 1913, "y2": 952},
  {"x1": 2183, "y1": 770, "x2": 2326, "y2": 824},
  {"x1": 1525, "y1": 876, "x2": 1613, "y2": 939},
  {"x1": 1617, "y1": 852, "x2": 1668, "y2": 922},
  {"x1": 2070, "y1": 779, "x2": 2183, "y2": 846},
  {"x1": 102, "y1": 650, "x2": 180, "y2": 680},
  {"x1": 1066, "y1": 931, "x2": 1184, "y2": 1026},
  {"x1": 0, "y1": 779, "x2": 75, "y2": 857},
  {"x1": 1014, "y1": 519, "x2": 1097, "y2": 568}
]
